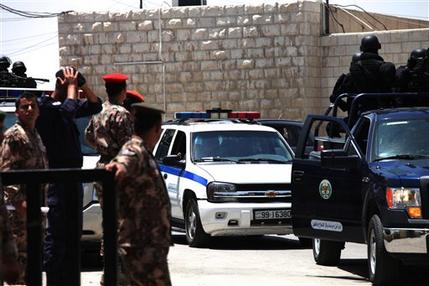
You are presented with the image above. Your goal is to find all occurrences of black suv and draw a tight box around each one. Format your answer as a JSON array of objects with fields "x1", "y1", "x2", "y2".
[{"x1": 292, "y1": 93, "x2": 429, "y2": 285}]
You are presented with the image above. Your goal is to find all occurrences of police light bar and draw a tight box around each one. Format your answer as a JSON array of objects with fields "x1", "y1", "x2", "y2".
[
  {"x1": 175, "y1": 112, "x2": 210, "y2": 120},
  {"x1": 228, "y1": 111, "x2": 261, "y2": 119},
  {"x1": 206, "y1": 108, "x2": 232, "y2": 119}
]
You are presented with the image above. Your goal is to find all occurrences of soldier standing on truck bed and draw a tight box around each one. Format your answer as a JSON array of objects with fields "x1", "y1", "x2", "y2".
[
  {"x1": 330, "y1": 35, "x2": 396, "y2": 113},
  {"x1": 396, "y1": 48, "x2": 429, "y2": 92}
]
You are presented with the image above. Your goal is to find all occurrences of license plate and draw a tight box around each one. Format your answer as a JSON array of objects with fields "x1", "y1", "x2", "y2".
[{"x1": 254, "y1": 209, "x2": 291, "y2": 220}]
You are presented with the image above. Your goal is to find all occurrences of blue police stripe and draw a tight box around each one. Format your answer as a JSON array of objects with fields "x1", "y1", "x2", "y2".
[{"x1": 159, "y1": 165, "x2": 208, "y2": 186}]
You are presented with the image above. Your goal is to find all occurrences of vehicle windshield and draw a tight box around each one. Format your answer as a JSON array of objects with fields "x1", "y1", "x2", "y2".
[
  {"x1": 75, "y1": 116, "x2": 98, "y2": 156},
  {"x1": 372, "y1": 117, "x2": 429, "y2": 161},
  {"x1": 191, "y1": 131, "x2": 293, "y2": 163}
]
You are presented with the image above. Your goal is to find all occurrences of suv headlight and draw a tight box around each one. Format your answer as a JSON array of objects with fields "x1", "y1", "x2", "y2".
[
  {"x1": 386, "y1": 187, "x2": 422, "y2": 218},
  {"x1": 207, "y1": 182, "x2": 237, "y2": 202}
]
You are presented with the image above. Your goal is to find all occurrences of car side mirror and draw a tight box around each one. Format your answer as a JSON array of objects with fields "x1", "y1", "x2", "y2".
[
  {"x1": 321, "y1": 149, "x2": 360, "y2": 170},
  {"x1": 162, "y1": 154, "x2": 185, "y2": 169}
]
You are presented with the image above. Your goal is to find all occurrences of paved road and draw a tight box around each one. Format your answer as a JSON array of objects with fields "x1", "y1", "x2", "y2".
[{"x1": 80, "y1": 233, "x2": 427, "y2": 286}]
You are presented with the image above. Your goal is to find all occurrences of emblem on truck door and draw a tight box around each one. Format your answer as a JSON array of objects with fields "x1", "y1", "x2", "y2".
[{"x1": 319, "y1": 179, "x2": 332, "y2": 200}]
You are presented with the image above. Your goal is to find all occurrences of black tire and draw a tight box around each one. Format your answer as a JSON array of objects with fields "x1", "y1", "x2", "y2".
[
  {"x1": 312, "y1": 238, "x2": 343, "y2": 266},
  {"x1": 298, "y1": 237, "x2": 312, "y2": 248},
  {"x1": 184, "y1": 199, "x2": 210, "y2": 247},
  {"x1": 367, "y1": 215, "x2": 400, "y2": 286}
]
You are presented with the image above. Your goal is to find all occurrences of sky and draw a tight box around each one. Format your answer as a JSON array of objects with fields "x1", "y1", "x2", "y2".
[{"x1": 0, "y1": 0, "x2": 428, "y2": 90}]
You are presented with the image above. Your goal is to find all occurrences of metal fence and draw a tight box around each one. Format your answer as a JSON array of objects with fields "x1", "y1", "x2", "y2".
[{"x1": 0, "y1": 168, "x2": 117, "y2": 286}]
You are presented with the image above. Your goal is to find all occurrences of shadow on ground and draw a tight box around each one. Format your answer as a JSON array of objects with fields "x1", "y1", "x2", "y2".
[{"x1": 172, "y1": 233, "x2": 310, "y2": 250}]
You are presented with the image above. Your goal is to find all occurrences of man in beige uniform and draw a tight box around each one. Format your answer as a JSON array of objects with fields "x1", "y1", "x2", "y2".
[
  {"x1": 0, "y1": 91, "x2": 47, "y2": 283},
  {"x1": 106, "y1": 103, "x2": 172, "y2": 286}
]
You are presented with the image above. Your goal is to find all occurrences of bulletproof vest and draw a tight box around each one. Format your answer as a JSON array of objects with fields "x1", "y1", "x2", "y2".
[
  {"x1": 406, "y1": 57, "x2": 429, "y2": 92},
  {"x1": 0, "y1": 71, "x2": 16, "y2": 87},
  {"x1": 349, "y1": 52, "x2": 385, "y2": 93}
]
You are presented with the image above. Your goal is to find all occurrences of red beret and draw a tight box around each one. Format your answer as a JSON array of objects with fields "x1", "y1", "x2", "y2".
[
  {"x1": 126, "y1": 90, "x2": 145, "y2": 102},
  {"x1": 102, "y1": 73, "x2": 128, "y2": 84}
]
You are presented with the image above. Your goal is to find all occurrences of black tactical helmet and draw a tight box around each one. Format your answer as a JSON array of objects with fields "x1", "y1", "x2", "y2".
[
  {"x1": 0, "y1": 56, "x2": 12, "y2": 69},
  {"x1": 351, "y1": 52, "x2": 362, "y2": 63},
  {"x1": 360, "y1": 35, "x2": 381, "y2": 53},
  {"x1": 410, "y1": 48, "x2": 426, "y2": 60},
  {"x1": 12, "y1": 61, "x2": 27, "y2": 74},
  {"x1": 407, "y1": 48, "x2": 427, "y2": 68}
]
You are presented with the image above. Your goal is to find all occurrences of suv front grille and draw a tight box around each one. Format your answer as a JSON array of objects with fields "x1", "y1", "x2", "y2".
[{"x1": 230, "y1": 183, "x2": 291, "y2": 203}]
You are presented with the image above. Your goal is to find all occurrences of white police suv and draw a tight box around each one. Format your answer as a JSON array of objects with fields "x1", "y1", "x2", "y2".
[{"x1": 154, "y1": 111, "x2": 294, "y2": 247}]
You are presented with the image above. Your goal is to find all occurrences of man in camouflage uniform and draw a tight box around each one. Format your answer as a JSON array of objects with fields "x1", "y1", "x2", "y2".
[
  {"x1": 106, "y1": 103, "x2": 172, "y2": 286},
  {"x1": 1, "y1": 193, "x2": 20, "y2": 284},
  {"x1": 85, "y1": 73, "x2": 133, "y2": 285},
  {"x1": 0, "y1": 91, "x2": 47, "y2": 283},
  {"x1": 85, "y1": 73, "x2": 133, "y2": 207}
]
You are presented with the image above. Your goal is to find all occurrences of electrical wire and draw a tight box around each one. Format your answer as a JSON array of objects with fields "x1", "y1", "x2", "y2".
[
  {"x1": 0, "y1": 31, "x2": 57, "y2": 43},
  {"x1": 332, "y1": 4, "x2": 388, "y2": 30},
  {"x1": 0, "y1": 3, "x2": 73, "y2": 18},
  {"x1": 5, "y1": 35, "x2": 58, "y2": 56}
]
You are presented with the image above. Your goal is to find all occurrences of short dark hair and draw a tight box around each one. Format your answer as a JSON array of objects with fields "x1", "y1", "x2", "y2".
[
  {"x1": 15, "y1": 91, "x2": 38, "y2": 110},
  {"x1": 106, "y1": 82, "x2": 126, "y2": 99},
  {"x1": 134, "y1": 110, "x2": 162, "y2": 134}
]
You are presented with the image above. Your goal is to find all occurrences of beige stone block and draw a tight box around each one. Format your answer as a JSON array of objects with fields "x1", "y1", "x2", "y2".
[
  {"x1": 201, "y1": 40, "x2": 219, "y2": 50},
  {"x1": 89, "y1": 45, "x2": 101, "y2": 54},
  {"x1": 261, "y1": 25, "x2": 281, "y2": 37},
  {"x1": 148, "y1": 30, "x2": 159, "y2": 42},
  {"x1": 162, "y1": 30, "x2": 175, "y2": 42},
  {"x1": 255, "y1": 38, "x2": 272, "y2": 48},
  {"x1": 402, "y1": 41, "x2": 423, "y2": 52},
  {"x1": 299, "y1": 23, "x2": 311, "y2": 35},
  {"x1": 59, "y1": 46, "x2": 69, "y2": 56},
  {"x1": 238, "y1": 59, "x2": 254, "y2": 69},
  {"x1": 209, "y1": 28, "x2": 227, "y2": 39},
  {"x1": 162, "y1": 7, "x2": 187, "y2": 18},
  {"x1": 203, "y1": 71, "x2": 223, "y2": 81},
  {"x1": 261, "y1": 99, "x2": 273, "y2": 109},
  {"x1": 138, "y1": 20, "x2": 153, "y2": 31},
  {"x1": 228, "y1": 27, "x2": 242, "y2": 38},
  {"x1": 193, "y1": 51, "x2": 211, "y2": 61},
  {"x1": 176, "y1": 29, "x2": 191, "y2": 41},
  {"x1": 66, "y1": 34, "x2": 80, "y2": 45},
  {"x1": 84, "y1": 55, "x2": 99, "y2": 65},
  {"x1": 70, "y1": 57, "x2": 82, "y2": 67},
  {"x1": 103, "y1": 22, "x2": 117, "y2": 32},
  {"x1": 202, "y1": 6, "x2": 224, "y2": 17},
  {"x1": 119, "y1": 21, "x2": 136, "y2": 31},
  {"x1": 382, "y1": 43, "x2": 402, "y2": 53},
  {"x1": 198, "y1": 17, "x2": 216, "y2": 27},
  {"x1": 389, "y1": 31, "x2": 408, "y2": 42},
  {"x1": 211, "y1": 50, "x2": 228, "y2": 60},
  {"x1": 237, "y1": 16, "x2": 251, "y2": 25},
  {"x1": 192, "y1": 28, "x2": 208, "y2": 40},
  {"x1": 275, "y1": 57, "x2": 291, "y2": 67},
  {"x1": 185, "y1": 101, "x2": 204, "y2": 111},
  {"x1": 184, "y1": 82, "x2": 204, "y2": 92},
  {"x1": 216, "y1": 17, "x2": 236, "y2": 26},
  {"x1": 245, "y1": 5, "x2": 264, "y2": 15},
  {"x1": 204, "y1": 81, "x2": 224, "y2": 91},
  {"x1": 231, "y1": 49, "x2": 244, "y2": 59},
  {"x1": 281, "y1": 23, "x2": 298, "y2": 35},
  {"x1": 221, "y1": 60, "x2": 237, "y2": 70},
  {"x1": 175, "y1": 52, "x2": 191, "y2": 62},
  {"x1": 167, "y1": 19, "x2": 183, "y2": 29},
  {"x1": 83, "y1": 34, "x2": 94, "y2": 45},
  {"x1": 252, "y1": 14, "x2": 272, "y2": 24},
  {"x1": 248, "y1": 69, "x2": 264, "y2": 79},
  {"x1": 222, "y1": 39, "x2": 239, "y2": 49},
  {"x1": 183, "y1": 18, "x2": 196, "y2": 27},
  {"x1": 201, "y1": 60, "x2": 220, "y2": 70},
  {"x1": 73, "y1": 23, "x2": 84, "y2": 33},
  {"x1": 225, "y1": 70, "x2": 242, "y2": 80},
  {"x1": 246, "y1": 48, "x2": 264, "y2": 58}
]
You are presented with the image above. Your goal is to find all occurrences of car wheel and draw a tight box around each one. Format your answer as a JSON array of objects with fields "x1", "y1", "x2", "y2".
[
  {"x1": 312, "y1": 238, "x2": 343, "y2": 266},
  {"x1": 184, "y1": 199, "x2": 209, "y2": 247},
  {"x1": 368, "y1": 215, "x2": 400, "y2": 285}
]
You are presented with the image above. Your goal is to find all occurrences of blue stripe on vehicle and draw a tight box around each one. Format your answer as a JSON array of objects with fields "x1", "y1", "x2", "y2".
[{"x1": 159, "y1": 164, "x2": 208, "y2": 186}]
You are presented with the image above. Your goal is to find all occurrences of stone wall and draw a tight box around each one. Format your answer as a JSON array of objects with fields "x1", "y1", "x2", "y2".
[
  {"x1": 58, "y1": 1, "x2": 322, "y2": 119},
  {"x1": 58, "y1": 0, "x2": 429, "y2": 120}
]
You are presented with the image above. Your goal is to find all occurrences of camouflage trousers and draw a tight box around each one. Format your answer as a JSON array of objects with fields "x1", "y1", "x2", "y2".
[
  {"x1": 8, "y1": 211, "x2": 27, "y2": 284},
  {"x1": 120, "y1": 246, "x2": 171, "y2": 286}
]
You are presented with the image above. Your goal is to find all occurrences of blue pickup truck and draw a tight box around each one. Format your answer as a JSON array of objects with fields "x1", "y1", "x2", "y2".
[{"x1": 292, "y1": 93, "x2": 429, "y2": 285}]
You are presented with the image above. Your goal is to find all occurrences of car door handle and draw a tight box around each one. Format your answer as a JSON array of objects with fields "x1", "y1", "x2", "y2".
[{"x1": 163, "y1": 173, "x2": 168, "y2": 179}]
